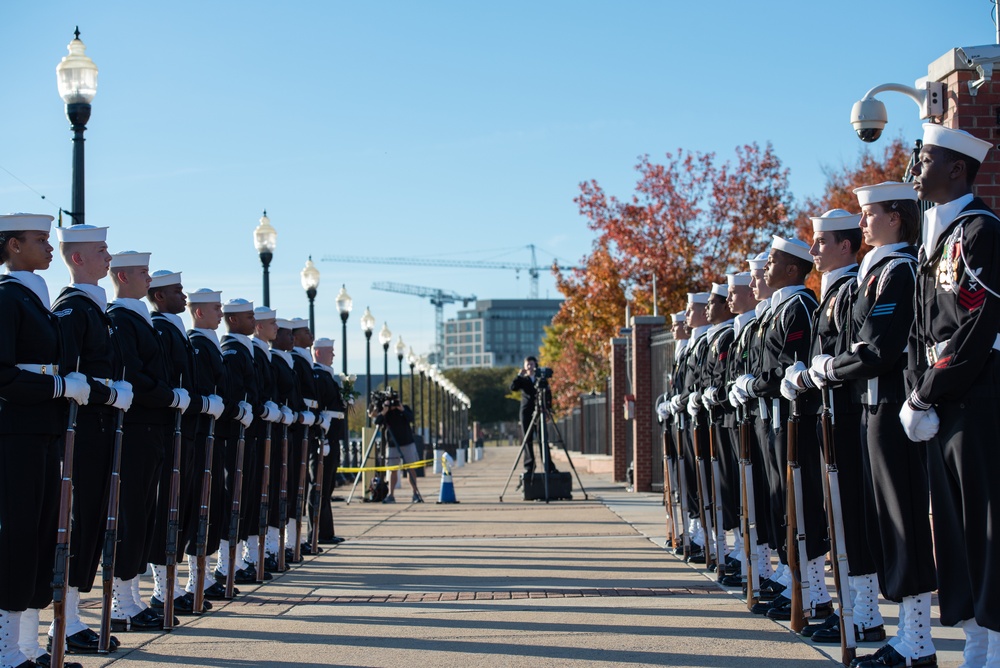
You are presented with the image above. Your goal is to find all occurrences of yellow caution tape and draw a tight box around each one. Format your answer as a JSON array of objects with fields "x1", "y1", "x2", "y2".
[{"x1": 338, "y1": 458, "x2": 433, "y2": 473}]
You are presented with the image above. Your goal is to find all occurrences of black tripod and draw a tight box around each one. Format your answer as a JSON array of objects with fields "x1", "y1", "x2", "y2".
[
  {"x1": 346, "y1": 418, "x2": 417, "y2": 504},
  {"x1": 500, "y1": 382, "x2": 588, "y2": 502}
]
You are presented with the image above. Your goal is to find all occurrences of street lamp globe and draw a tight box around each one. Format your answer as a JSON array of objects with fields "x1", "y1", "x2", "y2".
[
  {"x1": 336, "y1": 285, "x2": 353, "y2": 320},
  {"x1": 300, "y1": 257, "x2": 320, "y2": 292},
  {"x1": 253, "y1": 210, "x2": 278, "y2": 255},
  {"x1": 407, "y1": 347, "x2": 417, "y2": 367},
  {"x1": 56, "y1": 28, "x2": 98, "y2": 105},
  {"x1": 360, "y1": 307, "x2": 375, "y2": 335},
  {"x1": 395, "y1": 336, "x2": 406, "y2": 361},
  {"x1": 378, "y1": 323, "x2": 392, "y2": 349}
]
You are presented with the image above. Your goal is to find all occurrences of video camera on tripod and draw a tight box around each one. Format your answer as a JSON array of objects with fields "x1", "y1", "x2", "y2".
[{"x1": 368, "y1": 387, "x2": 401, "y2": 417}]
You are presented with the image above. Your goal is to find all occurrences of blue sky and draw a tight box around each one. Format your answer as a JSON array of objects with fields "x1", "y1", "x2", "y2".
[{"x1": 1, "y1": 1, "x2": 995, "y2": 372}]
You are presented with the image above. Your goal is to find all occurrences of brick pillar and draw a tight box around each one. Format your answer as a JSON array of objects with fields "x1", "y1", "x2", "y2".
[
  {"x1": 929, "y1": 49, "x2": 1000, "y2": 210},
  {"x1": 609, "y1": 336, "x2": 629, "y2": 483},
  {"x1": 630, "y1": 315, "x2": 665, "y2": 493}
]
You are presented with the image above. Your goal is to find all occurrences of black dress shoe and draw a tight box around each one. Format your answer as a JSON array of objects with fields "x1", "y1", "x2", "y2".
[
  {"x1": 213, "y1": 569, "x2": 244, "y2": 590},
  {"x1": 110, "y1": 607, "x2": 165, "y2": 631},
  {"x1": 231, "y1": 566, "x2": 258, "y2": 584},
  {"x1": 203, "y1": 582, "x2": 230, "y2": 600},
  {"x1": 242, "y1": 564, "x2": 272, "y2": 581},
  {"x1": 811, "y1": 600, "x2": 835, "y2": 620},
  {"x1": 766, "y1": 598, "x2": 794, "y2": 620},
  {"x1": 852, "y1": 645, "x2": 936, "y2": 667},
  {"x1": 800, "y1": 612, "x2": 839, "y2": 637},
  {"x1": 30, "y1": 654, "x2": 83, "y2": 668},
  {"x1": 285, "y1": 547, "x2": 301, "y2": 564},
  {"x1": 150, "y1": 594, "x2": 195, "y2": 615},
  {"x1": 46, "y1": 628, "x2": 120, "y2": 654},
  {"x1": 758, "y1": 577, "x2": 783, "y2": 599},
  {"x1": 299, "y1": 543, "x2": 322, "y2": 556},
  {"x1": 263, "y1": 555, "x2": 281, "y2": 573},
  {"x1": 752, "y1": 594, "x2": 789, "y2": 615},
  {"x1": 720, "y1": 573, "x2": 744, "y2": 587},
  {"x1": 814, "y1": 621, "x2": 886, "y2": 644},
  {"x1": 687, "y1": 548, "x2": 706, "y2": 564}
]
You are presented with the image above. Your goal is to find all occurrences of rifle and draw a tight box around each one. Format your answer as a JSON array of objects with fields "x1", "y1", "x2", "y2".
[
  {"x1": 225, "y1": 418, "x2": 247, "y2": 599},
  {"x1": 257, "y1": 422, "x2": 273, "y2": 582},
  {"x1": 50, "y1": 396, "x2": 79, "y2": 668},
  {"x1": 98, "y1": 405, "x2": 125, "y2": 652},
  {"x1": 192, "y1": 413, "x2": 216, "y2": 614},
  {"x1": 820, "y1": 388, "x2": 856, "y2": 666},
  {"x1": 311, "y1": 425, "x2": 325, "y2": 554},
  {"x1": 293, "y1": 423, "x2": 309, "y2": 562},
  {"x1": 675, "y1": 414, "x2": 690, "y2": 559},
  {"x1": 739, "y1": 404, "x2": 760, "y2": 610},
  {"x1": 661, "y1": 415, "x2": 676, "y2": 551},
  {"x1": 277, "y1": 417, "x2": 290, "y2": 572},
  {"x1": 692, "y1": 408, "x2": 715, "y2": 569},
  {"x1": 708, "y1": 407, "x2": 726, "y2": 582},
  {"x1": 163, "y1": 395, "x2": 184, "y2": 630},
  {"x1": 786, "y1": 395, "x2": 811, "y2": 633}
]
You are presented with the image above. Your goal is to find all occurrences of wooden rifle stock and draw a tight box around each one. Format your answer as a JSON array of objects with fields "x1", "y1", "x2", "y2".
[
  {"x1": 293, "y1": 426, "x2": 309, "y2": 561},
  {"x1": 277, "y1": 420, "x2": 289, "y2": 572},
  {"x1": 225, "y1": 421, "x2": 247, "y2": 599},
  {"x1": 786, "y1": 397, "x2": 808, "y2": 632},
  {"x1": 661, "y1": 421, "x2": 676, "y2": 550},
  {"x1": 257, "y1": 422, "x2": 272, "y2": 582},
  {"x1": 707, "y1": 408, "x2": 726, "y2": 582},
  {"x1": 692, "y1": 411, "x2": 715, "y2": 568},
  {"x1": 98, "y1": 407, "x2": 125, "y2": 652},
  {"x1": 311, "y1": 424, "x2": 324, "y2": 554},
  {"x1": 50, "y1": 400, "x2": 79, "y2": 668},
  {"x1": 163, "y1": 406, "x2": 183, "y2": 630},
  {"x1": 819, "y1": 389, "x2": 856, "y2": 666},
  {"x1": 739, "y1": 406, "x2": 759, "y2": 610},
  {"x1": 193, "y1": 415, "x2": 216, "y2": 614}
]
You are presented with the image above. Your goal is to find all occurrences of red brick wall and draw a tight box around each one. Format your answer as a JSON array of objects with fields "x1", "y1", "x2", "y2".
[
  {"x1": 610, "y1": 337, "x2": 629, "y2": 482},
  {"x1": 938, "y1": 65, "x2": 1000, "y2": 209},
  {"x1": 630, "y1": 316, "x2": 664, "y2": 492}
]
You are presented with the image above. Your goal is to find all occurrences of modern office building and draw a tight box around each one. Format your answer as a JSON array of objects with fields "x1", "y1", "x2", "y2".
[{"x1": 442, "y1": 299, "x2": 562, "y2": 369}]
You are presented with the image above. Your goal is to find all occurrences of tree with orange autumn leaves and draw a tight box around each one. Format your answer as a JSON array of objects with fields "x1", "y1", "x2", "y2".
[{"x1": 542, "y1": 138, "x2": 914, "y2": 415}]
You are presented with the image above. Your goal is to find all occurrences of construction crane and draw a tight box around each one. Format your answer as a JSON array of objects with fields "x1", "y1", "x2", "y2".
[
  {"x1": 371, "y1": 282, "x2": 477, "y2": 363},
  {"x1": 323, "y1": 244, "x2": 575, "y2": 300}
]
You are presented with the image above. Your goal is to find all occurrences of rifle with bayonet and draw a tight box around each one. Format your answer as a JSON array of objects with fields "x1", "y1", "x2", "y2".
[
  {"x1": 192, "y1": 411, "x2": 216, "y2": 614},
  {"x1": 98, "y1": 403, "x2": 125, "y2": 652},
  {"x1": 50, "y1": 389, "x2": 80, "y2": 668},
  {"x1": 311, "y1": 423, "x2": 325, "y2": 555},
  {"x1": 786, "y1": 394, "x2": 811, "y2": 632},
  {"x1": 692, "y1": 407, "x2": 715, "y2": 570},
  {"x1": 708, "y1": 406, "x2": 726, "y2": 582},
  {"x1": 257, "y1": 421, "x2": 273, "y2": 582},
  {"x1": 293, "y1": 421, "x2": 309, "y2": 562},
  {"x1": 739, "y1": 403, "x2": 760, "y2": 610},
  {"x1": 675, "y1": 413, "x2": 690, "y2": 560},
  {"x1": 277, "y1": 412, "x2": 290, "y2": 572},
  {"x1": 225, "y1": 412, "x2": 247, "y2": 599},
  {"x1": 163, "y1": 382, "x2": 184, "y2": 630}
]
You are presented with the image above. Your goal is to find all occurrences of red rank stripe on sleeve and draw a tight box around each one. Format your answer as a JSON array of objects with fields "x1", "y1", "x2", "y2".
[
  {"x1": 786, "y1": 330, "x2": 804, "y2": 342},
  {"x1": 719, "y1": 351, "x2": 728, "y2": 361},
  {"x1": 934, "y1": 355, "x2": 952, "y2": 369},
  {"x1": 958, "y1": 287, "x2": 986, "y2": 311}
]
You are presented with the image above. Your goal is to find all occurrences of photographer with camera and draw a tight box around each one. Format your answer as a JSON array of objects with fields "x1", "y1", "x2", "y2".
[
  {"x1": 510, "y1": 356, "x2": 556, "y2": 475},
  {"x1": 368, "y1": 389, "x2": 423, "y2": 504}
]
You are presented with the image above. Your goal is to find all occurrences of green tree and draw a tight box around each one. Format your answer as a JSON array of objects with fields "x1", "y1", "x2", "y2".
[{"x1": 442, "y1": 366, "x2": 520, "y2": 426}]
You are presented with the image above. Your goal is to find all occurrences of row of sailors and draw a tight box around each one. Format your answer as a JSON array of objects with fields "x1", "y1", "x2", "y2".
[
  {"x1": 0, "y1": 220, "x2": 347, "y2": 668},
  {"x1": 657, "y1": 123, "x2": 1000, "y2": 668}
]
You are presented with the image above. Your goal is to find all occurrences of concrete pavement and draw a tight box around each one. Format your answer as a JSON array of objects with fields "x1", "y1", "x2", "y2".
[{"x1": 42, "y1": 446, "x2": 963, "y2": 667}]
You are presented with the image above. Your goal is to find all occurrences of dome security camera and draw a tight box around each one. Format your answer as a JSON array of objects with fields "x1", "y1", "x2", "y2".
[{"x1": 850, "y1": 97, "x2": 888, "y2": 143}]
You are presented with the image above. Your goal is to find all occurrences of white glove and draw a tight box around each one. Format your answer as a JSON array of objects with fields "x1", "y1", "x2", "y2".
[
  {"x1": 728, "y1": 386, "x2": 740, "y2": 408},
  {"x1": 780, "y1": 362, "x2": 807, "y2": 402},
  {"x1": 61, "y1": 372, "x2": 91, "y2": 406},
  {"x1": 171, "y1": 387, "x2": 191, "y2": 412},
  {"x1": 280, "y1": 405, "x2": 295, "y2": 425},
  {"x1": 702, "y1": 387, "x2": 719, "y2": 408},
  {"x1": 669, "y1": 395, "x2": 684, "y2": 415},
  {"x1": 235, "y1": 400, "x2": 254, "y2": 428},
  {"x1": 735, "y1": 374, "x2": 755, "y2": 397},
  {"x1": 109, "y1": 379, "x2": 133, "y2": 411},
  {"x1": 298, "y1": 410, "x2": 316, "y2": 426},
  {"x1": 319, "y1": 410, "x2": 334, "y2": 434},
  {"x1": 687, "y1": 392, "x2": 702, "y2": 417},
  {"x1": 655, "y1": 401, "x2": 670, "y2": 421},
  {"x1": 808, "y1": 354, "x2": 836, "y2": 388},
  {"x1": 322, "y1": 441, "x2": 331, "y2": 457},
  {"x1": 202, "y1": 394, "x2": 225, "y2": 419},
  {"x1": 261, "y1": 400, "x2": 281, "y2": 423},
  {"x1": 899, "y1": 402, "x2": 940, "y2": 442}
]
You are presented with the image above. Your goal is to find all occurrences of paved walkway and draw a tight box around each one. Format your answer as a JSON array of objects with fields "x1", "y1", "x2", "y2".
[{"x1": 46, "y1": 446, "x2": 963, "y2": 667}]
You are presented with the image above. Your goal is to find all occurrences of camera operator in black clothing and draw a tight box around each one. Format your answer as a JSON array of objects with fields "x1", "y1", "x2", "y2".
[
  {"x1": 510, "y1": 356, "x2": 555, "y2": 474},
  {"x1": 368, "y1": 389, "x2": 423, "y2": 503}
]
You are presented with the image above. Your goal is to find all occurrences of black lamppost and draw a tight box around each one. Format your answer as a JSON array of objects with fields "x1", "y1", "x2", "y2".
[
  {"x1": 360, "y1": 307, "x2": 375, "y2": 426},
  {"x1": 301, "y1": 257, "x2": 320, "y2": 336},
  {"x1": 418, "y1": 359, "x2": 427, "y2": 442},
  {"x1": 56, "y1": 28, "x2": 98, "y2": 226},
  {"x1": 253, "y1": 211, "x2": 277, "y2": 306},
  {"x1": 378, "y1": 323, "x2": 392, "y2": 389},
  {"x1": 395, "y1": 336, "x2": 405, "y2": 403},
  {"x1": 407, "y1": 348, "x2": 416, "y2": 422},
  {"x1": 336, "y1": 285, "x2": 352, "y2": 375}
]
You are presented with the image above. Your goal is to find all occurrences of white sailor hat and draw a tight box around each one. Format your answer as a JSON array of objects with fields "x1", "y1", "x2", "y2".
[
  {"x1": 747, "y1": 251, "x2": 769, "y2": 271},
  {"x1": 222, "y1": 298, "x2": 253, "y2": 314},
  {"x1": 687, "y1": 292, "x2": 711, "y2": 305},
  {"x1": 670, "y1": 311, "x2": 686, "y2": 324},
  {"x1": 727, "y1": 272, "x2": 752, "y2": 287},
  {"x1": 109, "y1": 251, "x2": 151, "y2": 268},
  {"x1": 853, "y1": 181, "x2": 919, "y2": 206},
  {"x1": 188, "y1": 288, "x2": 221, "y2": 304},
  {"x1": 290, "y1": 317, "x2": 310, "y2": 330},
  {"x1": 253, "y1": 306, "x2": 276, "y2": 320},
  {"x1": 55, "y1": 224, "x2": 107, "y2": 243},
  {"x1": 922, "y1": 123, "x2": 992, "y2": 163},
  {"x1": 276, "y1": 318, "x2": 295, "y2": 330},
  {"x1": 770, "y1": 235, "x2": 814, "y2": 263},
  {"x1": 710, "y1": 282, "x2": 728, "y2": 299},
  {"x1": 149, "y1": 270, "x2": 182, "y2": 288},
  {"x1": 810, "y1": 209, "x2": 861, "y2": 232},
  {"x1": 0, "y1": 213, "x2": 53, "y2": 233},
  {"x1": 313, "y1": 337, "x2": 335, "y2": 349}
]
